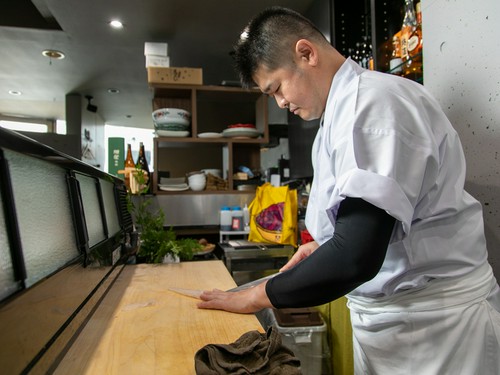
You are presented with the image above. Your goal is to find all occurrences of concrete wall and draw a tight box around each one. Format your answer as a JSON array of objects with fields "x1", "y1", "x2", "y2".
[{"x1": 423, "y1": 0, "x2": 500, "y2": 277}]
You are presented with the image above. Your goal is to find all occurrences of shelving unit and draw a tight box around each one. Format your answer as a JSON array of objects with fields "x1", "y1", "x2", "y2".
[{"x1": 149, "y1": 84, "x2": 268, "y2": 194}]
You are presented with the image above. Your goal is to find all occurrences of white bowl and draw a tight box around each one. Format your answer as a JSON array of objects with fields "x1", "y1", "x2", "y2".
[
  {"x1": 189, "y1": 181, "x2": 206, "y2": 191},
  {"x1": 154, "y1": 122, "x2": 189, "y2": 131},
  {"x1": 188, "y1": 175, "x2": 206, "y2": 184},
  {"x1": 186, "y1": 170, "x2": 204, "y2": 177},
  {"x1": 152, "y1": 108, "x2": 191, "y2": 126}
]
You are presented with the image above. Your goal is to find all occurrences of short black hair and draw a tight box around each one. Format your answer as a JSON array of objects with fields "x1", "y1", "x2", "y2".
[{"x1": 232, "y1": 6, "x2": 329, "y2": 88}]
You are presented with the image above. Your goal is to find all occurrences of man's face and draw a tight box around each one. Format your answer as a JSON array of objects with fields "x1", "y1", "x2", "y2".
[{"x1": 253, "y1": 63, "x2": 324, "y2": 121}]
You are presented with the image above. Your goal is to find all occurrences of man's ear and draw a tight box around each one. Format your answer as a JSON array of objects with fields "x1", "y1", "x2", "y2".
[{"x1": 295, "y1": 39, "x2": 318, "y2": 66}]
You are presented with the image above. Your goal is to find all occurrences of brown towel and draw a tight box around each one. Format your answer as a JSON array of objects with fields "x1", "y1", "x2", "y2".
[{"x1": 194, "y1": 326, "x2": 302, "y2": 374}]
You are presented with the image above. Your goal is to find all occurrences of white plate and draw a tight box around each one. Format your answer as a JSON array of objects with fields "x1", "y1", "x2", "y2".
[
  {"x1": 160, "y1": 177, "x2": 186, "y2": 185},
  {"x1": 156, "y1": 130, "x2": 190, "y2": 137},
  {"x1": 198, "y1": 132, "x2": 223, "y2": 138},
  {"x1": 158, "y1": 183, "x2": 189, "y2": 191},
  {"x1": 222, "y1": 128, "x2": 260, "y2": 138},
  {"x1": 159, "y1": 183, "x2": 188, "y2": 188}
]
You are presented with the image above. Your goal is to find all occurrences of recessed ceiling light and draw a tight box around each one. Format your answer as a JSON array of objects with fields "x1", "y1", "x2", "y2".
[
  {"x1": 42, "y1": 49, "x2": 65, "y2": 59},
  {"x1": 107, "y1": 88, "x2": 120, "y2": 94},
  {"x1": 109, "y1": 20, "x2": 124, "y2": 29},
  {"x1": 8, "y1": 90, "x2": 22, "y2": 96}
]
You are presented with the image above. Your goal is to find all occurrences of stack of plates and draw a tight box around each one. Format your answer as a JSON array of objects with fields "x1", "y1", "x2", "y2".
[
  {"x1": 222, "y1": 124, "x2": 260, "y2": 139},
  {"x1": 158, "y1": 183, "x2": 189, "y2": 191},
  {"x1": 158, "y1": 177, "x2": 189, "y2": 191},
  {"x1": 198, "y1": 132, "x2": 223, "y2": 138}
]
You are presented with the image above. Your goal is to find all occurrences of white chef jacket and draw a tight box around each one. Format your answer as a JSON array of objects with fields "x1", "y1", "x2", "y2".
[
  {"x1": 306, "y1": 58, "x2": 491, "y2": 298},
  {"x1": 305, "y1": 58, "x2": 500, "y2": 374}
]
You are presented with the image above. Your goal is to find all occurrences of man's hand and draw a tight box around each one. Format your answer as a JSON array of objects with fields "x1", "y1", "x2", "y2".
[
  {"x1": 280, "y1": 240, "x2": 319, "y2": 271},
  {"x1": 197, "y1": 282, "x2": 272, "y2": 314}
]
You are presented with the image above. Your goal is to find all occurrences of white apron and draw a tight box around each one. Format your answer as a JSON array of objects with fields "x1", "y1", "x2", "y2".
[{"x1": 347, "y1": 262, "x2": 500, "y2": 375}]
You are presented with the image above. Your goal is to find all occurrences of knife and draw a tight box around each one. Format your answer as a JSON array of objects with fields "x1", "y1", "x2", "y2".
[
  {"x1": 226, "y1": 273, "x2": 279, "y2": 292},
  {"x1": 169, "y1": 272, "x2": 280, "y2": 299},
  {"x1": 168, "y1": 287, "x2": 203, "y2": 299}
]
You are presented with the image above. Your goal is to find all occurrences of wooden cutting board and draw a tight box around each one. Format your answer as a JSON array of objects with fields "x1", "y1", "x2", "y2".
[{"x1": 55, "y1": 261, "x2": 263, "y2": 374}]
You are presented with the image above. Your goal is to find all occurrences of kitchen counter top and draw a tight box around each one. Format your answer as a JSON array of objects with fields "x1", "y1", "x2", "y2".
[{"x1": 55, "y1": 260, "x2": 263, "y2": 374}]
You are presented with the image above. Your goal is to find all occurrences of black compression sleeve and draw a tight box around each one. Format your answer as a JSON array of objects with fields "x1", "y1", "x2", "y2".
[{"x1": 266, "y1": 197, "x2": 396, "y2": 308}]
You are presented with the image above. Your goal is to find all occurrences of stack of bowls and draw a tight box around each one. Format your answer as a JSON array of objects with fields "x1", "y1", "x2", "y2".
[
  {"x1": 187, "y1": 171, "x2": 206, "y2": 191},
  {"x1": 152, "y1": 108, "x2": 191, "y2": 137}
]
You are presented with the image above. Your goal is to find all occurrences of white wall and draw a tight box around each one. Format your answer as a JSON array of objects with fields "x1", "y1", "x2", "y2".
[
  {"x1": 81, "y1": 109, "x2": 105, "y2": 170},
  {"x1": 423, "y1": 0, "x2": 500, "y2": 276}
]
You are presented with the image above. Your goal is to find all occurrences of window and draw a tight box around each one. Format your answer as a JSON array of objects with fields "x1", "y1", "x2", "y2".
[{"x1": 0, "y1": 116, "x2": 65, "y2": 134}]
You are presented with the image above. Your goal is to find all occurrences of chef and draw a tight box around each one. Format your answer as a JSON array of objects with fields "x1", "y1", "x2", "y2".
[{"x1": 198, "y1": 6, "x2": 500, "y2": 374}]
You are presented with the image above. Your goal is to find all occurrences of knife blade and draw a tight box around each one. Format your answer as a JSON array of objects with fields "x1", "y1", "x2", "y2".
[
  {"x1": 169, "y1": 273, "x2": 280, "y2": 299},
  {"x1": 169, "y1": 287, "x2": 203, "y2": 299},
  {"x1": 226, "y1": 272, "x2": 279, "y2": 292}
]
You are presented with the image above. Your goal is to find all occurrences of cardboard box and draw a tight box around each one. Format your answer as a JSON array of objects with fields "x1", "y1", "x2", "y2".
[
  {"x1": 144, "y1": 42, "x2": 168, "y2": 56},
  {"x1": 147, "y1": 67, "x2": 203, "y2": 85},
  {"x1": 145, "y1": 55, "x2": 170, "y2": 68}
]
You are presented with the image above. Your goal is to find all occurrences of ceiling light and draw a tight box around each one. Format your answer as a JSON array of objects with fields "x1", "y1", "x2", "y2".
[
  {"x1": 8, "y1": 90, "x2": 22, "y2": 96},
  {"x1": 109, "y1": 20, "x2": 124, "y2": 29},
  {"x1": 107, "y1": 88, "x2": 120, "y2": 94},
  {"x1": 42, "y1": 49, "x2": 65, "y2": 60}
]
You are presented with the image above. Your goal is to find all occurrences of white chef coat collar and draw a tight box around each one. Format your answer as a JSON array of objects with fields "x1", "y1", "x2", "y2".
[
  {"x1": 323, "y1": 58, "x2": 365, "y2": 131},
  {"x1": 331, "y1": 58, "x2": 364, "y2": 96}
]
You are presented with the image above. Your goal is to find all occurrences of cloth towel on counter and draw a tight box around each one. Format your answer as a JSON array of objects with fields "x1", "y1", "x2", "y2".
[{"x1": 194, "y1": 326, "x2": 302, "y2": 374}]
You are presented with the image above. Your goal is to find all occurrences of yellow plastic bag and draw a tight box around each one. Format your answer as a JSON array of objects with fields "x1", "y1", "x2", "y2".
[{"x1": 248, "y1": 183, "x2": 297, "y2": 247}]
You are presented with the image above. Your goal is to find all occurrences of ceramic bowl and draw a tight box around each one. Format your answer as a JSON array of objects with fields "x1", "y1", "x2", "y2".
[
  {"x1": 152, "y1": 108, "x2": 191, "y2": 126},
  {"x1": 189, "y1": 181, "x2": 206, "y2": 191},
  {"x1": 186, "y1": 170, "x2": 205, "y2": 178},
  {"x1": 154, "y1": 122, "x2": 189, "y2": 131},
  {"x1": 188, "y1": 175, "x2": 206, "y2": 184}
]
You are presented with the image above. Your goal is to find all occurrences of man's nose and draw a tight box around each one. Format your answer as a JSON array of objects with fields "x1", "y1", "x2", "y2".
[{"x1": 276, "y1": 96, "x2": 288, "y2": 109}]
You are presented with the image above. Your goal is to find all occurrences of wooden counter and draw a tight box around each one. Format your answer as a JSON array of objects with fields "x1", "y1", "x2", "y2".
[{"x1": 55, "y1": 260, "x2": 263, "y2": 374}]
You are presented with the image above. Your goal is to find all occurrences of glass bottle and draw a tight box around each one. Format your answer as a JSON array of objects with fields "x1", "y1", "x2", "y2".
[
  {"x1": 124, "y1": 143, "x2": 135, "y2": 191},
  {"x1": 400, "y1": 0, "x2": 417, "y2": 63},
  {"x1": 135, "y1": 142, "x2": 150, "y2": 194},
  {"x1": 407, "y1": 1, "x2": 422, "y2": 59},
  {"x1": 404, "y1": 1, "x2": 423, "y2": 82},
  {"x1": 389, "y1": 31, "x2": 403, "y2": 75}
]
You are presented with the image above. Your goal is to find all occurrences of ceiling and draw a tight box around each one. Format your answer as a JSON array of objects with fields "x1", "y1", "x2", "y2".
[{"x1": 0, "y1": 0, "x2": 316, "y2": 129}]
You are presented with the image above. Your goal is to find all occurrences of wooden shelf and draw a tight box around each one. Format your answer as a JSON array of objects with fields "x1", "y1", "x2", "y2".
[{"x1": 149, "y1": 84, "x2": 268, "y2": 194}]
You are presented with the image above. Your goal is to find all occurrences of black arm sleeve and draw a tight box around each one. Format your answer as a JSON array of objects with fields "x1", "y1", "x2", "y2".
[{"x1": 266, "y1": 197, "x2": 396, "y2": 308}]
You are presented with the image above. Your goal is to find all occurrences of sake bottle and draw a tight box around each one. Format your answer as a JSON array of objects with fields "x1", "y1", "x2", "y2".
[
  {"x1": 135, "y1": 142, "x2": 150, "y2": 194},
  {"x1": 124, "y1": 143, "x2": 135, "y2": 191}
]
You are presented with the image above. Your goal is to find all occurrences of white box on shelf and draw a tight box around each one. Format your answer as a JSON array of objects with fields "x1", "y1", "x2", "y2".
[
  {"x1": 146, "y1": 55, "x2": 170, "y2": 68},
  {"x1": 144, "y1": 42, "x2": 168, "y2": 56}
]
